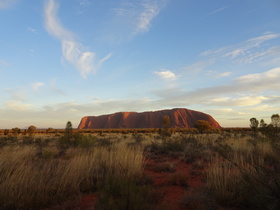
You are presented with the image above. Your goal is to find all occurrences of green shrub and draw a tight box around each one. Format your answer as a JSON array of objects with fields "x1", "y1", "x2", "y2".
[
  {"x1": 76, "y1": 134, "x2": 96, "y2": 148},
  {"x1": 133, "y1": 133, "x2": 145, "y2": 144},
  {"x1": 42, "y1": 150, "x2": 55, "y2": 159}
]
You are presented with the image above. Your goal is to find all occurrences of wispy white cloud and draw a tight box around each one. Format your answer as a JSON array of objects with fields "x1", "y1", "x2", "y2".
[
  {"x1": 236, "y1": 46, "x2": 280, "y2": 64},
  {"x1": 100, "y1": 52, "x2": 113, "y2": 64},
  {"x1": 206, "y1": 70, "x2": 232, "y2": 78},
  {"x1": 227, "y1": 33, "x2": 279, "y2": 63},
  {"x1": 44, "y1": 0, "x2": 111, "y2": 78},
  {"x1": 27, "y1": 27, "x2": 38, "y2": 34},
  {"x1": 248, "y1": 33, "x2": 279, "y2": 45},
  {"x1": 211, "y1": 97, "x2": 230, "y2": 103},
  {"x1": 250, "y1": 104, "x2": 279, "y2": 112},
  {"x1": 30, "y1": 82, "x2": 44, "y2": 92},
  {"x1": 200, "y1": 33, "x2": 280, "y2": 64},
  {"x1": 229, "y1": 33, "x2": 280, "y2": 58},
  {"x1": 205, "y1": 108, "x2": 248, "y2": 116},
  {"x1": 111, "y1": 0, "x2": 167, "y2": 40},
  {"x1": 201, "y1": 6, "x2": 229, "y2": 19},
  {"x1": 154, "y1": 69, "x2": 178, "y2": 80},
  {"x1": 134, "y1": 1, "x2": 161, "y2": 34},
  {"x1": 44, "y1": 0, "x2": 72, "y2": 39},
  {"x1": 225, "y1": 49, "x2": 244, "y2": 58},
  {"x1": 200, "y1": 47, "x2": 226, "y2": 56},
  {"x1": 210, "y1": 96, "x2": 268, "y2": 107},
  {"x1": 76, "y1": 0, "x2": 92, "y2": 14},
  {"x1": 210, "y1": 6, "x2": 229, "y2": 15},
  {"x1": 216, "y1": 71, "x2": 232, "y2": 78},
  {"x1": 236, "y1": 67, "x2": 280, "y2": 85}
]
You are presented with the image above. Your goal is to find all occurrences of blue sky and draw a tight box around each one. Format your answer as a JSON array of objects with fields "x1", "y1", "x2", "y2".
[{"x1": 1, "y1": 0, "x2": 280, "y2": 128}]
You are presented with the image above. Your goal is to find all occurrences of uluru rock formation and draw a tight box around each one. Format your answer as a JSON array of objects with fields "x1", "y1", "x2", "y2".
[{"x1": 78, "y1": 108, "x2": 221, "y2": 129}]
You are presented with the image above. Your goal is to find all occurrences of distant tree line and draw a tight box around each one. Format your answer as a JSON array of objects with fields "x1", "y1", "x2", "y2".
[
  {"x1": 250, "y1": 114, "x2": 280, "y2": 139},
  {"x1": 1, "y1": 118, "x2": 220, "y2": 136}
]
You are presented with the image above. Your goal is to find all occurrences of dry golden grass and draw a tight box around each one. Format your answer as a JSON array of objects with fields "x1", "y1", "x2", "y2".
[
  {"x1": 205, "y1": 135, "x2": 280, "y2": 208},
  {"x1": 0, "y1": 141, "x2": 144, "y2": 209},
  {"x1": 0, "y1": 131, "x2": 279, "y2": 209},
  {"x1": 205, "y1": 157, "x2": 244, "y2": 205}
]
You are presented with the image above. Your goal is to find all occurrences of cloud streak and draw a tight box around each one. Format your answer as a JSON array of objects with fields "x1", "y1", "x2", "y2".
[
  {"x1": 135, "y1": 1, "x2": 161, "y2": 34},
  {"x1": 200, "y1": 33, "x2": 280, "y2": 64},
  {"x1": 30, "y1": 82, "x2": 44, "y2": 92},
  {"x1": 44, "y1": 0, "x2": 111, "y2": 78},
  {"x1": 201, "y1": 6, "x2": 229, "y2": 19},
  {"x1": 111, "y1": 0, "x2": 167, "y2": 41},
  {"x1": 216, "y1": 71, "x2": 232, "y2": 78}
]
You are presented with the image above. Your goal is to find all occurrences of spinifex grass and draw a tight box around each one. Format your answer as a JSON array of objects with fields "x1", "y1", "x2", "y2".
[
  {"x1": 0, "y1": 142, "x2": 144, "y2": 209},
  {"x1": 205, "y1": 136, "x2": 280, "y2": 209}
]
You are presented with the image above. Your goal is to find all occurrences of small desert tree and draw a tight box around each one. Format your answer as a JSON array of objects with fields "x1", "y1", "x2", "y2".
[
  {"x1": 259, "y1": 119, "x2": 268, "y2": 136},
  {"x1": 3, "y1": 129, "x2": 9, "y2": 135},
  {"x1": 58, "y1": 121, "x2": 74, "y2": 152},
  {"x1": 194, "y1": 120, "x2": 212, "y2": 134},
  {"x1": 250, "y1": 118, "x2": 259, "y2": 135},
  {"x1": 260, "y1": 119, "x2": 267, "y2": 128},
  {"x1": 27, "y1": 125, "x2": 36, "y2": 135},
  {"x1": 65, "y1": 121, "x2": 73, "y2": 140},
  {"x1": 46, "y1": 127, "x2": 54, "y2": 134},
  {"x1": 258, "y1": 115, "x2": 280, "y2": 139},
  {"x1": 12, "y1": 127, "x2": 20, "y2": 135},
  {"x1": 271, "y1": 114, "x2": 280, "y2": 128},
  {"x1": 271, "y1": 114, "x2": 280, "y2": 138}
]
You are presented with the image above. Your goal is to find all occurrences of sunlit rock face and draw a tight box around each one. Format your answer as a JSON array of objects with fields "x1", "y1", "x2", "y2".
[{"x1": 77, "y1": 108, "x2": 221, "y2": 129}]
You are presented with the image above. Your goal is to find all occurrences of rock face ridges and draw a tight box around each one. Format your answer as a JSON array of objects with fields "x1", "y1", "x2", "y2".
[{"x1": 77, "y1": 108, "x2": 221, "y2": 129}]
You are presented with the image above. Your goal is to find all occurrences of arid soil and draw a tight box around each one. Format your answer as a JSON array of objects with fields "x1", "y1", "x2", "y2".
[
  {"x1": 142, "y1": 155, "x2": 205, "y2": 210},
  {"x1": 44, "y1": 152, "x2": 241, "y2": 210},
  {"x1": 73, "y1": 154, "x2": 205, "y2": 210}
]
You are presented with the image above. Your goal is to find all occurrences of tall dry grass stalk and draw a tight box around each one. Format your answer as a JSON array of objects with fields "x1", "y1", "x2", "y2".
[
  {"x1": 0, "y1": 142, "x2": 144, "y2": 209},
  {"x1": 205, "y1": 157, "x2": 243, "y2": 205},
  {"x1": 205, "y1": 136, "x2": 279, "y2": 208}
]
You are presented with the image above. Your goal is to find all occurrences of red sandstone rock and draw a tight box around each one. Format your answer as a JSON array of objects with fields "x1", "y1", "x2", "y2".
[{"x1": 77, "y1": 108, "x2": 221, "y2": 129}]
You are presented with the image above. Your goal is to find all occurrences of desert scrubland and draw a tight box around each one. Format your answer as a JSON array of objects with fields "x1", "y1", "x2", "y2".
[{"x1": 0, "y1": 120, "x2": 279, "y2": 210}]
